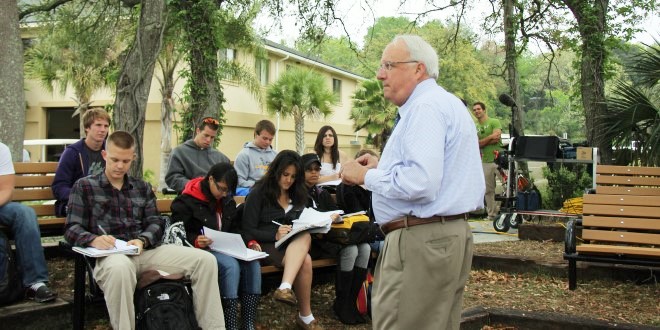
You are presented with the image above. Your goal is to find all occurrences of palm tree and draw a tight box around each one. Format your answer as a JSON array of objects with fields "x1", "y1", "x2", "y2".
[
  {"x1": 600, "y1": 41, "x2": 659, "y2": 166},
  {"x1": 23, "y1": 2, "x2": 125, "y2": 137},
  {"x1": 351, "y1": 79, "x2": 397, "y2": 152},
  {"x1": 266, "y1": 67, "x2": 337, "y2": 154}
]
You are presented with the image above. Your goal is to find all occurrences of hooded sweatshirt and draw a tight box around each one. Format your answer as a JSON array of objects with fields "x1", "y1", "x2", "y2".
[
  {"x1": 165, "y1": 139, "x2": 230, "y2": 193},
  {"x1": 52, "y1": 138, "x2": 106, "y2": 216},
  {"x1": 234, "y1": 141, "x2": 277, "y2": 188}
]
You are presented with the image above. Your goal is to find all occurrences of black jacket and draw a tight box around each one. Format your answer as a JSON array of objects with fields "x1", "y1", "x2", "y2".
[{"x1": 170, "y1": 183, "x2": 239, "y2": 245}]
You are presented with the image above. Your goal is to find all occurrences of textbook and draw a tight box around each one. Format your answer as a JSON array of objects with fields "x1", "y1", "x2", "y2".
[
  {"x1": 72, "y1": 239, "x2": 140, "y2": 258},
  {"x1": 204, "y1": 227, "x2": 268, "y2": 261},
  {"x1": 274, "y1": 208, "x2": 336, "y2": 248}
]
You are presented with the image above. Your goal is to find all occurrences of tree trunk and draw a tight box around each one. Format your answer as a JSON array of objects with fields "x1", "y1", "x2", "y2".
[
  {"x1": 504, "y1": 0, "x2": 528, "y2": 174},
  {"x1": 564, "y1": 0, "x2": 612, "y2": 164},
  {"x1": 158, "y1": 76, "x2": 174, "y2": 191},
  {"x1": 0, "y1": 0, "x2": 26, "y2": 159},
  {"x1": 113, "y1": 0, "x2": 166, "y2": 177},
  {"x1": 179, "y1": 1, "x2": 225, "y2": 142},
  {"x1": 294, "y1": 108, "x2": 305, "y2": 154}
]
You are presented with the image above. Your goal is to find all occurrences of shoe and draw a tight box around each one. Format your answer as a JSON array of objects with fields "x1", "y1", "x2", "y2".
[
  {"x1": 25, "y1": 285, "x2": 57, "y2": 303},
  {"x1": 296, "y1": 317, "x2": 323, "y2": 330},
  {"x1": 273, "y1": 288, "x2": 297, "y2": 306}
]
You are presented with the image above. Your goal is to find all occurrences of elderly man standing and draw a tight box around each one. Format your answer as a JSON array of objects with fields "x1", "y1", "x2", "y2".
[{"x1": 341, "y1": 35, "x2": 484, "y2": 330}]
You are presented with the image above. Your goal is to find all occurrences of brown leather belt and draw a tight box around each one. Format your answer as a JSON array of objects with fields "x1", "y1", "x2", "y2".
[{"x1": 380, "y1": 213, "x2": 468, "y2": 236}]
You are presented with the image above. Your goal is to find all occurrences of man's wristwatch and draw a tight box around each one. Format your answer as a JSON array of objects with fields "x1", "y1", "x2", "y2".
[{"x1": 137, "y1": 236, "x2": 149, "y2": 248}]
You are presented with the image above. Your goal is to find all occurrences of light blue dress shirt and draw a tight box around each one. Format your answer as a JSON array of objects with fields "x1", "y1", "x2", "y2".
[{"x1": 364, "y1": 79, "x2": 485, "y2": 225}]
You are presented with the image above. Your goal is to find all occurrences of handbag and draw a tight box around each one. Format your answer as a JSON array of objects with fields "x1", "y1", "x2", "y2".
[{"x1": 324, "y1": 214, "x2": 371, "y2": 245}]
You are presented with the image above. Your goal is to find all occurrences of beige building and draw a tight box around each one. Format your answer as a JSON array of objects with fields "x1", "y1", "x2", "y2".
[{"x1": 23, "y1": 40, "x2": 368, "y2": 182}]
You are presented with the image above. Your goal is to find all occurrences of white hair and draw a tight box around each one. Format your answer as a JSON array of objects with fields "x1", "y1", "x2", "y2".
[{"x1": 393, "y1": 35, "x2": 439, "y2": 79}]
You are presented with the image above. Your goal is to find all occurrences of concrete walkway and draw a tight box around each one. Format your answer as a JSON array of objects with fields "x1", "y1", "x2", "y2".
[{"x1": 470, "y1": 219, "x2": 519, "y2": 244}]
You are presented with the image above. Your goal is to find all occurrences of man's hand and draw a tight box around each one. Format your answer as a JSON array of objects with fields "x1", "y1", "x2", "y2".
[
  {"x1": 126, "y1": 238, "x2": 144, "y2": 254},
  {"x1": 340, "y1": 154, "x2": 378, "y2": 186},
  {"x1": 90, "y1": 235, "x2": 117, "y2": 250}
]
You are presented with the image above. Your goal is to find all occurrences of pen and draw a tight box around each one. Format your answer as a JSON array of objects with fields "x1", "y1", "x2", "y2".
[
  {"x1": 271, "y1": 220, "x2": 285, "y2": 226},
  {"x1": 98, "y1": 225, "x2": 108, "y2": 235}
]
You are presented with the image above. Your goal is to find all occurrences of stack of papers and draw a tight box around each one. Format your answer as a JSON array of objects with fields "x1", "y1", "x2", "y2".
[
  {"x1": 72, "y1": 239, "x2": 140, "y2": 258},
  {"x1": 204, "y1": 227, "x2": 269, "y2": 261},
  {"x1": 275, "y1": 208, "x2": 337, "y2": 248}
]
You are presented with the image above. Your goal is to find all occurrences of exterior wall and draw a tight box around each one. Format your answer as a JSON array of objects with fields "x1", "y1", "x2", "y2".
[{"x1": 22, "y1": 42, "x2": 368, "y2": 181}]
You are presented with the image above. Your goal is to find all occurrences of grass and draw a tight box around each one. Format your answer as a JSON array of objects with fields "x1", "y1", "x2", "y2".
[{"x1": 46, "y1": 239, "x2": 659, "y2": 329}]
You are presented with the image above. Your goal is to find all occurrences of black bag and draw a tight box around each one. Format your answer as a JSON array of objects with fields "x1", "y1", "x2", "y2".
[
  {"x1": 0, "y1": 231, "x2": 23, "y2": 305},
  {"x1": 134, "y1": 279, "x2": 199, "y2": 330},
  {"x1": 333, "y1": 184, "x2": 380, "y2": 244},
  {"x1": 325, "y1": 214, "x2": 372, "y2": 245}
]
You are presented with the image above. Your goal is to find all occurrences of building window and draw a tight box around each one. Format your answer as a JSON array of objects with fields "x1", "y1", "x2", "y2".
[
  {"x1": 333, "y1": 78, "x2": 342, "y2": 98},
  {"x1": 218, "y1": 48, "x2": 237, "y2": 62},
  {"x1": 256, "y1": 58, "x2": 269, "y2": 85}
]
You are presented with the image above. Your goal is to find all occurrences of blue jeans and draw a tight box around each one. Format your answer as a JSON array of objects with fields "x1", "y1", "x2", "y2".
[
  {"x1": 0, "y1": 202, "x2": 50, "y2": 287},
  {"x1": 209, "y1": 250, "x2": 261, "y2": 298}
]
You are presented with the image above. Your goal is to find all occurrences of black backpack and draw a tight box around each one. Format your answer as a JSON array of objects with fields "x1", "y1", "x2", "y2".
[
  {"x1": 0, "y1": 231, "x2": 23, "y2": 305},
  {"x1": 134, "y1": 279, "x2": 199, "y2": 330},
  {"x1": 335, "y1": 183, "x2": 383, "y2": 242}
]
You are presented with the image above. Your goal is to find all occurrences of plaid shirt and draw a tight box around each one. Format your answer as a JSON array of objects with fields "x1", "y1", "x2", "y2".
[{"x1": 64, "y1": 172, "x2": 164, "y2": 247}]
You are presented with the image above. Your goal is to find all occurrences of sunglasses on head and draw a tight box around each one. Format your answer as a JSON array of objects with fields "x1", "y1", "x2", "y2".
[{"x1": 203, "y1": 117, "x2": 219, "y2": 125}]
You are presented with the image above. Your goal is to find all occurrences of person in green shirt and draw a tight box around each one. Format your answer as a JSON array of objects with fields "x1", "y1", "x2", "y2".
[{"x1": 474, "y1": 102, "x2": 502, "y2": 220}]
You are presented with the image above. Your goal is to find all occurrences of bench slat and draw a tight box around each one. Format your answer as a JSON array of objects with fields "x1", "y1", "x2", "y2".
[
  {"x1": 582, "y1": 215, "x2": 660, "y2": 230},
  {"x1": 14, "y1": 175, "x2": 55, "y2": 188},
  {"x1": 595, "y1": 186, "x2": 660, "y2": 196},
  {"x1": 595, "y1": 175, "x2": 660, "y2": 186},
  {"x1": 576, "y1": 244, "x2": 660, "y2": 258},
  {"x1": 582, "y1": 229, "x2": 660, "y2": 245},
  {"x1": 13, "y1": 188, "x2": 55, "y2": 201},
  {"x1": 596, "y1": 165, "x2": 660, "y2": 176},
  {"x1": 582, "y1": 204, "x2": 660, "y2": 218},
  {"x1": 37, "y1": 217, "x2": 66, "y2": 227},
  {"x1": 583, "y1": 194, "x2": 660, "y2": 207},
  {"x1": 13, "y1": 162, "x2": 59, "y2": 174}
]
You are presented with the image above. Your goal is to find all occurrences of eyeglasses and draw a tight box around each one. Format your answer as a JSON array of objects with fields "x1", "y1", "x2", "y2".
[
  {"x1": 212, "y1": 179, "x2": 229, "y2": 194},
  {"x1": 378, "y1": 61, "x2": 419, "y2": 71},
  {"x1": 202, "y1": 117, "x2": 219, "y2": 125}
]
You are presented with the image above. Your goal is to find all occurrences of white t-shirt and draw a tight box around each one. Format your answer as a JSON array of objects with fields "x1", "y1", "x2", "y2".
[
  {"x1": 0, "y1": 142, "x2": 15, "y2": 175},
  {"x1": 318, "y1": 162, "x2": 342, "y2": 186}
]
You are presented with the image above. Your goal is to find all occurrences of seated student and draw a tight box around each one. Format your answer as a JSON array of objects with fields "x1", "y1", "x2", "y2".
[
  {"x1": 170, "y1": 163, "x2": 261, "y2": 330},
  {"x1": 301, "y1": 153, "x2": 369, "y2": 324},
  {"x1": 166, "y1": 116, "x2": 231, "y2": 193},
  {"x1": 64, "y1": 131, "x2": 224, "y2": 329},
  {"x1": 234, "y1": 119, "x2": 277, "y2": 196},
  {"x1": 0, "y1": 142, "x2": 57, "y2": 303},
  {"x1": 313, "y1": 126, "x2": 349, "y2": 190},
  {"x1": 52, "y1": 108, "x2": 110, "y2": 216},
  {"x1": 241, "y1": 150, "x2": 322, "y2": 330}
]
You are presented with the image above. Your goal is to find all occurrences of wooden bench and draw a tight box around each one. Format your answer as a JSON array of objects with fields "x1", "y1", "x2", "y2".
[{"x1": 564, "y1": 165, "x2": 660, "y2": 290}]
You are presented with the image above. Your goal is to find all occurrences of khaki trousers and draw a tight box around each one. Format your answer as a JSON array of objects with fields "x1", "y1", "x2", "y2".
[
  {"x1": 372, "y1": 220, "x2": 473, "y2": 330},
  {"x1": 482, "y1": 162, "x2": 500, "y2": 218},
  {"x1": 94, "y1": 244, "x2": 225, "y2": 329}
]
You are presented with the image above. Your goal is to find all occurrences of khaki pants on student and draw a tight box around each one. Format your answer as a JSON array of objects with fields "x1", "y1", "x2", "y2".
[
  {"x1": 372, "y1": 220, "x2": 473, "y2": 330},
  {"x1": 94, "y1": 244, "x2": 225, "y2": 330},
  {"x1": 482, "y1": 162, "x2": 500, "y2": 219}
]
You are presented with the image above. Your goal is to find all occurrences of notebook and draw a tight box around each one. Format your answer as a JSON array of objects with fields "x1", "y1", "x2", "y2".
[{"x1": 204, "y1": 227, "x2": 268, "y2": 261}]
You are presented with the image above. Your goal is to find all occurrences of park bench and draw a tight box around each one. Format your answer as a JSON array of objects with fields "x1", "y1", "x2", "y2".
[
  {"x1": 4, "y1": 162, "x2": 338, "y2": 328},
  {"x1": 564, "y1": 165, "x2": 660, "y2": 290}
]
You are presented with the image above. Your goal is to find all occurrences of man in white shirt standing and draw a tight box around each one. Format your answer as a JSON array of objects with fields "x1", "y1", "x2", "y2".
[{"x1": 341, "y1": 35, "x2": 484, "y2": 330}]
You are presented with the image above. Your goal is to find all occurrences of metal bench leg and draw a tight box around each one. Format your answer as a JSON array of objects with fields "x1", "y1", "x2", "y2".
[
  {"x1": 568, "y1": 259, "x2": 577, "y2": 290},
  {"x1": 73, "y1": 255, "x2": 86, "y2": 330}
]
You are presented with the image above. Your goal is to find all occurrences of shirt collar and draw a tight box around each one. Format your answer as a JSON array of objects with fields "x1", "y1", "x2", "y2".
[{"x1": 99, "y1": 172, "x2": 133, "y2": 190}]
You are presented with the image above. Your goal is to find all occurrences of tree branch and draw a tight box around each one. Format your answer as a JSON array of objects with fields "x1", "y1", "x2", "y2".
[{"x1": 19, "y1": 0, "x2": 74, "y2": 20}]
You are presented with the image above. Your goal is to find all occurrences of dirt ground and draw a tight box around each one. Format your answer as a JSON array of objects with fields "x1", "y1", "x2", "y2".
[{"x1": 46, "y1": 239, "x2": 659, "y2": 329}]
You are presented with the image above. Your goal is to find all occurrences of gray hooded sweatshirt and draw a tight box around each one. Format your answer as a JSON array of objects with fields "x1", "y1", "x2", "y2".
[
  {"x1": 234, "y1": 141, "x2": 277, "y2": 188},
  {"x1": 165, "y1": 139, "x2": 230, "y2": 192}
]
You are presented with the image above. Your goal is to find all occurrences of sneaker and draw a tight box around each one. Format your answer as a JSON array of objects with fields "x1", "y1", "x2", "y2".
[
  {"x1": 273, "y1": 288, "x2": 297, "y2": 306},
  {"x1": 296, "y1": 317, "x2": 323, "y2": 330},
  {"x1": 25, "y1": 285, "x2": 57, "y2": 303}
]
